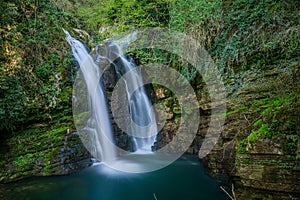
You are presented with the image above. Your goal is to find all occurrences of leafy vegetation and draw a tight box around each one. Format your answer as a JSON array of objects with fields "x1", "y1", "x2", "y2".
[
  {"x1": 0, "y1": 0, "x2": 78, "y2": 134},
  {"x1": 170, "y1": 0, "x2": 299, "y2": 73},
  {"x1": 237, "y1": 93, "x2": 299, "y2": 154},
  {"x1": 170, "y1": 0, "x2": 222, "y2": 49},
  {"x1": 0, "y1": 3, "x2": 299, "y2": 194},
  {"x1": 0, "y1": 124, "x2": 70, "y2": 180},
  {"x1": 51, "y1": 0, "x2": 170, "y2": 38}
]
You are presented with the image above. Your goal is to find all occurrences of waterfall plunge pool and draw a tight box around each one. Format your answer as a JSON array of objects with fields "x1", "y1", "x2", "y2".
[{"x1": 1, "y1": 154, "x2": 229, "y2": 200}]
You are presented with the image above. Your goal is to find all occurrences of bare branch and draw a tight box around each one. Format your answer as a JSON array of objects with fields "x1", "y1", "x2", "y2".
[{"x1": 153, "y1": 193, "x2": 158, "y2": 200}]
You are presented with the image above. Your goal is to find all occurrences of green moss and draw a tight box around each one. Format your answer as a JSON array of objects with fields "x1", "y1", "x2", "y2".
[
  {"x1": 263, "y1": 195, "x2": 273, "y2": 200},
  {"x1": 246, "y1": 93, "x2": 299, "y2": 144},
  {"x1": 43, "y1": 148, "x2": 60, "y2": 176},
  {"x1": 237, "y1": 139, "x2": 248, "y2": 154},
  {"x1": 225, "y1": 110, "x2": 239, "y2": 117},
  {"x1": 253, "y1": 119, "x2": 263, "y2": 127},
  {"x1": 22, "y1": 171, "x2": 31, "y2": 176},
  {"x1": 173, "y1": 107, "x2": 181, "y2": 115},
  {"x1": 46, "y1": 126, "x2": 68, "y2": 136},
  {"x1": 43, "y1": 164, "x2": 52, "y2": 176},
  {"x1": 0, "y1": 123, "x2": 69, "y2": 180},
  {"x1": 12, "y1": 156, "x2": 29, "y2": 171},
  {"x1": 225, "y1": 105, "x2": 248, "y2": 117},
  {"x1": 257, "y1": 125, "x2": 269, "y2": 137},
  {"x1": 241, "y1": 158, "x2": 250, "y2": 164},
  {"x1": 10, "y1": 153, "x2": 39, "y2": 173},
  {"x1": 262, "y1": 107, "x2": 272, "y2": 115},
  {"x1": 248, "y1": 132, "x2": 258, "y2": 143}
]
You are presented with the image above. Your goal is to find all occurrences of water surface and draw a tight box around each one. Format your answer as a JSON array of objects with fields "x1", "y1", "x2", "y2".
[{"x1": 2, "y1": 155, "x2": 229, "y2": 200}]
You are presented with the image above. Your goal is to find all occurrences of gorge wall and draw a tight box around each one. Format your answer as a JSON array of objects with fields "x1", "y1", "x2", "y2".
[
  {"x1": 199, "y1": 66, "x2": 300, "y2": 199},
  {"x1": 145, "y1": 61, "x2": 299, "y2": 199}
]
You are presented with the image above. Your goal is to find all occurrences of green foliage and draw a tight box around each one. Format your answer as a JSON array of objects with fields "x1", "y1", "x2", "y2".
[
  {"x1": 287, "y1": 142, "x2": 297, "y2": 153},
  {"x1": 0, "y1": 76, "x2": 27, "y2": 132},
  {"x1": 0, "y1": 161, "x2": 5, "y2": 169},
  {"x1": 170, "y1": 0, "x2": 299, "y2": 72},
  {"x1": 0, "y1": 0, "x2": 77, "y2": 134},
  {"x1": 237, "y1": 93, "x2": 299, "y2": 156},
  {"x1": 170, "y1": 0, "x2": 221, "y2": 27},
  {"x1": 241, "y1": 158, "x2": 250, "y2": 164},
  {"x1": 253, "y1": 119, "x2": 263, "y2": 127},
  {"x1": 226, "y1": 105, "x2": 248, "y2": 117},
  {"x1": 12, "y1": 154, "x2": 34, "y2": 171},
  {"x1": 237, "y1": 138, "x2": 247, "y2": 154},
  {"x1": 169, "y1": 0, "x2": 222, "y2": 48},
  {"x1": 237, "y1": 145, "x2": 247, "y2": 154},
  {"x1": 253, "y1": 94, "x2": 299, "y2": 138},
  {"x1": 248, "y1": 131, "x2": 259, "y2": 143},
  {"x1": 130, "y1": 48, "x2": 197, "y2": 81},
  {"x1": 211, "y1": 0, "x2": 299, "y2": 72},
  {"x1": 263, "y1": 196, "x2": 273, "y2": 200},
  {"x1": 60, "y1": 0, "x2": 170, "y2": 35}
]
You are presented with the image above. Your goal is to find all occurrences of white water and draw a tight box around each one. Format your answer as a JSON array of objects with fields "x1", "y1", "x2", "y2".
[
  {"x1": 107, "y1": 42, "x2": 158, "y2": 153},
  {"x1": 64, "y1": 29, "x2": 116, "y2": 163},
  {"x1": 64, "y1": 30, "x2": 157, "y2": 163}
]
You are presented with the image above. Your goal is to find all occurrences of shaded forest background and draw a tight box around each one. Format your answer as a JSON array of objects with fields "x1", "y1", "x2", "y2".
[{"x1": 0, "y1": 0, "x2": 299, "y2": 139}]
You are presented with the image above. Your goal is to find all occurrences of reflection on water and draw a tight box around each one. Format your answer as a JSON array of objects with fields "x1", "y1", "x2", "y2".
[{"x1": 1, "y1": 155, "x2": 229, "y2": 200}]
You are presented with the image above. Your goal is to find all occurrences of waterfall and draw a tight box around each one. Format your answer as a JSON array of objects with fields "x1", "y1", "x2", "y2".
[
  {"x1": 64, "y1": 29, "x2": 157, "y2": 163},
  {"x1": 107, "y1": 42, "x2": 158, "y2": 153},
  {"x1": 64, "y1": 29, "x2": 116, "y2": 163}
]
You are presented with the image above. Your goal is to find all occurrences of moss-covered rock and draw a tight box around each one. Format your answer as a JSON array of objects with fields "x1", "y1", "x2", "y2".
[
  {"x1": 201, "y1": 65, "x2": 300, "y2": 199},
  {"x1": 0, "y1": 125, "x2": 91, "y2": 183}
]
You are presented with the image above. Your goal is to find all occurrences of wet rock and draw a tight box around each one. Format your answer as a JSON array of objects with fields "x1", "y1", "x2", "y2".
[{"x1": 199, "y1": 66, "x2": 300, "y2": 198}]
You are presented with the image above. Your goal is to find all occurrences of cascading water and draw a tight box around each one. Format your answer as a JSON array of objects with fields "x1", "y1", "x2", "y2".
[
  {"x1": 64, "y1": 29, "x2": 116, "y2": 164},
  {"x1": 105, "y1": 41, "x2": 158, "y2": 153},
  {"x1": 64, "y1": 29, "x2": 158, "y2": 164}
]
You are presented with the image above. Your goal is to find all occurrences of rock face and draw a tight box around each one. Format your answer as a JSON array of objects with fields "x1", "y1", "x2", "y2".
[
  {"x1": 0, "y1": 126, "x2": 92, "y2": 183},
  {"x1": 200, "y1": 66, "x2": 300, "y2": 199},
  {"x1": 236, "y1": 139, "x2": 300, "y2": 192},
  {"x1": 150, "y1": 64, "x2": 299, "y2": 199},
  {"x1": 99, "y1": 51, "x2": 299, "y2": 198}
]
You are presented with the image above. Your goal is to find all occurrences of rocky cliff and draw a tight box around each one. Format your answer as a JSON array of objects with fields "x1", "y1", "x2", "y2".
[
  {"x1": 0, "y1": 125, "x2": 91, "y2": 183},
  {"x1": 201, "y1": 65, "x2": 300, "y2": 199},
  {"x1": 146, "y1": 62, "x2": 299, "y2": 199}
]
